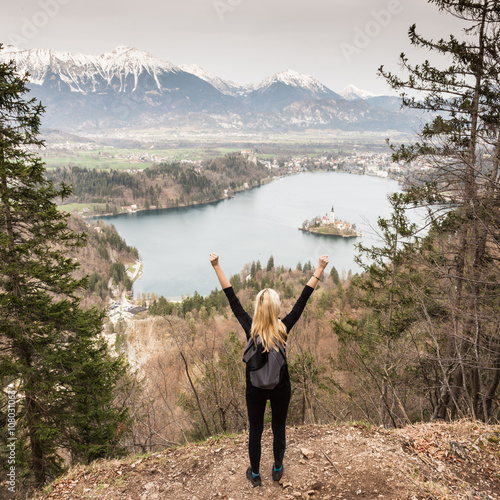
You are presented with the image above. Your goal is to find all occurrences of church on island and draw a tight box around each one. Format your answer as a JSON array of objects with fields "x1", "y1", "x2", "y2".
[{"x1": 300, "y1": 206, "x2": 361, "y2": 238}]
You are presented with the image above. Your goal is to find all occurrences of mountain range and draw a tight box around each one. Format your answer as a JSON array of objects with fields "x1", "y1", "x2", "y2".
[{"x1": 0, "y1": 45, "x2": 421, "y2": 133}]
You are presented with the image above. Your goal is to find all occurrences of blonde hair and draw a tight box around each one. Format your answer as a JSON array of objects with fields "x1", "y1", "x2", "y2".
[{"x1": 250, "y1": 288, "x2": 288, "y2": 352}]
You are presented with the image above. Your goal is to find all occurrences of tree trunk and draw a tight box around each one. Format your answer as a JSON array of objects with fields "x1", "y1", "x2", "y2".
[{"x1": 19, "y1": 345, "x2": 46, "y2": 487}]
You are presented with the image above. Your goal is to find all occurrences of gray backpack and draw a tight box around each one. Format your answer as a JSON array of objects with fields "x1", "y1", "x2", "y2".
[{"x1": 242, "y1": 335, "x2": 286, "y2": 390}]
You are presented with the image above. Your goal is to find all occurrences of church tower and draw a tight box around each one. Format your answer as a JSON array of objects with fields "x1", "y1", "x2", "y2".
[{"x1": 329, "y1": 205, "x2": 335, "y2": 224}]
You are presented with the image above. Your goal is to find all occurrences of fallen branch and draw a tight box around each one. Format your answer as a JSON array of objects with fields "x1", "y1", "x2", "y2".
[{"x1": 321, "y1": 449, "x2": 344, "y2": 478}]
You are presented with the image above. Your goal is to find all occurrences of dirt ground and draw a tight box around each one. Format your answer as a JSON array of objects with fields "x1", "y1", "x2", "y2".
[{"x1": 32, "y1": 421, "x2": 499, "y2": 500}]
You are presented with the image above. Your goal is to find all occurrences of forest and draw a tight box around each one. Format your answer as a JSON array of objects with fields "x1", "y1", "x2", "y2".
[
  {"x1": 69, "y1": 217, "x2": 139, "y2": 307},
  {"x1": 45, "y1": 153, "x2": 271, "y2": 214}
]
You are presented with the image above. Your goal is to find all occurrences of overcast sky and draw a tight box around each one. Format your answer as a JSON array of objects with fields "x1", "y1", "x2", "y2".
[{"x1": 2, "y1": 0, "x2": 466, "y2": 94}]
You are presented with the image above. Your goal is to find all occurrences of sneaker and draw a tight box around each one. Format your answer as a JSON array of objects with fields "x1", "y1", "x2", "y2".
[
  {"x1": 272, "y1": 464, "x2": 284, "y2": 482},
  {"x1": 246, "y1": 467, "x2": 262, "y2": 487}
]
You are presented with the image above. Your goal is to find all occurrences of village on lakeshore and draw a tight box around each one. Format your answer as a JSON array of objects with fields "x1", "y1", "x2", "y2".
[{"x1": 300, "y1": 206, "x2": 361, "y2": 238}]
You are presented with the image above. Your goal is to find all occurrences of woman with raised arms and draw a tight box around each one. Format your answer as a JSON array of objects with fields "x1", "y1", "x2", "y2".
[{"x1": 209, "y1": 253, "x2": 329, "y2": 487}]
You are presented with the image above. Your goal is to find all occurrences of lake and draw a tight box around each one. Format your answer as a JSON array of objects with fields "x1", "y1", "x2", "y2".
[{"x1": 100, "y1": 172, "x2": 402, "y2": 299}]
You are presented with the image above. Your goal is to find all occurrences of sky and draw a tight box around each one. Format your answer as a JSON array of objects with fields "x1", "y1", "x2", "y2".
[{"x1": 1, "y1": 0, "x2": 466, "y2": 94}]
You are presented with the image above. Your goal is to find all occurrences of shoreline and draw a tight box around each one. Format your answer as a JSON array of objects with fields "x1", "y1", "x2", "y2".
[
  {"x1": 63, "y1": 168, "x2": 402, "y2": 220},
  {"x1": 89, "y1": 170, "x2": 399, "y2": 301},
  {"x1": 77, "y1": 174, "x2": 287, "y2": 220},
  {"x1": 299, "y1": 227, "x2": 362, "y2": 238}
]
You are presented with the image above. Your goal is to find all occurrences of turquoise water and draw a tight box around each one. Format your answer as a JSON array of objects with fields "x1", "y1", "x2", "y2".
[{"x1": 100, "y1": 172, "x2": 402, "y2": 299}]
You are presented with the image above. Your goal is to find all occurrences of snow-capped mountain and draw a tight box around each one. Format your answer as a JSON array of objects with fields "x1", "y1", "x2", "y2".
[
  {"x1": 340, "y1": 84, "x2": 381, "y2": 101},
  {"x1": 0, "y1": 45, "x2": 245, "y2": 128},
  {"x1": 246, "y1": 70, "x2": 341, "y2": 111},
  {"x1": 256, "y1": 70, "x2": 334, "y2": 94},
  {"x1": 0, "y1": 45, "x2": 418, "y2": 133},
  {"x1": 178, "y1": 66, "x2": 341, "y2": 110},
  {"x1": 3, "y1": 45, "x2": 103, "y2": 89},
  {"x1": 179, "y1": 64, "x2": 251, "y2": 97},
  {"x1": 2, "y1": 45, "x2": 213, "y2": 95}
]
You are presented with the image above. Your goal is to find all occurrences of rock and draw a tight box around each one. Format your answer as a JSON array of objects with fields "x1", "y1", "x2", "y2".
[
  {"x1": 449, "y1": 441, "x2": 469, "y2": 460},
  {"x1": 308, "y1": 482, "x2": 322, "y2": 490},
  {"x1": 485, "y1": 432, "x2": 499, "y2": 444},
  {"x1": 300, "y1": 448, "x2": 315, "y2": 459},
  {"x1": 474, "y1": 436, "x2": 489, "y2": 450},
  {"x1": 141, "y1": 481, "x2": 160, "y2": 500}
]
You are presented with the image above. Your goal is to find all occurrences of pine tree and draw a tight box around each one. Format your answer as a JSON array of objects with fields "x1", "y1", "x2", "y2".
[
  {"x1": 378, "y1": 0, "x2": 500, "y2": 421},
  {"x1": 250, "y1": 260, "x2": 257, "y2": 278},
  {"x1": 266, "y1": 255, "x2": 275, "y2": 272},
  {"x1": 334, "y1": 193, "x2": 421, "y2": 427},
  {"x1": 0, "y1": 45, "x2": 128, "y2": 488},
  {"x1": 329, "y1": 265, "x2": 340, "y2": 286}
]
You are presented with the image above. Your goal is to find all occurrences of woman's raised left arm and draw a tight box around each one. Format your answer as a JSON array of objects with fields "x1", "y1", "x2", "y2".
[{"x1": 306, "y1": 255, "x2": 329, "y2": 289}]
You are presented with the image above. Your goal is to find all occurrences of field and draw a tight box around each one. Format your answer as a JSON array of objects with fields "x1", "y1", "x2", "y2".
[
  {"x1": 42, "y1": 130, "x2": 404, "y2": 171},
  {"x1": 42, "y1": 149, "x2": 154, "y2": 171},
  {"x1": 57, "y1": 202, "x2": 108, "y2": 214}
]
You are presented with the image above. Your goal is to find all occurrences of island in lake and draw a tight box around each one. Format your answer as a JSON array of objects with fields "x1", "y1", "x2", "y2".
[{"x1": 299, "y1": 206, "x2": 361, "y2": 238}]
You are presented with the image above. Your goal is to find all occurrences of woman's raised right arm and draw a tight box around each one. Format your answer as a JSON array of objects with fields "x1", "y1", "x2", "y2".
[
  {"x1": 209, "y1": 252, "x2": 231, "y2": 289},
  {"x1": 210, "y1": 253, "x2": 252, "y2": 336}
]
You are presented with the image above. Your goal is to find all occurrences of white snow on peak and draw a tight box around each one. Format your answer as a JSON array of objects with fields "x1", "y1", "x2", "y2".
[
  {"x1": 257, "y1": 69, "x2": 331, "y2": 94},
  {"x1": 110, "y1": 45, "x2": 135, "y2": 54},
  {"x1": 180, "y1": 64, "x2": 211, "y2": 79},
  {"x1": 1, "y1": 46, "x2": 99, "y2": 86},
  {"x1": 98, "y1": 47, "x2": 180, "y2": 92},
  {"x1": 100, "y1": 46, "x2": 178, "y2": 72},
  {"x1": 0, "y1": 45, "x2": 343, "y2": 98},
  {"x1": 180, "y1": 64, "x2": 249, "y2": 96},
  {"x1": 341, "y1": 84, "x2": 380, "y2": 100},
  {"x1": 0, "y1": 45, "x2": 180, "y2": 92}
]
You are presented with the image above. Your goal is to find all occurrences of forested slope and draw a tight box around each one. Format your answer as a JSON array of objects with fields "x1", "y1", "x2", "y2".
[
  {"x1": 66, "y1": 216, "x2": 139, "y2": 308},
  {"x1": 46, "y1": 153, "x2": 271, "y2": 215}
]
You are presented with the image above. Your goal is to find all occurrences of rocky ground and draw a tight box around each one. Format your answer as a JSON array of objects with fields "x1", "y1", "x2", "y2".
[{"x1": 33, "y1": 421, "x2": 499, "y2": 500}]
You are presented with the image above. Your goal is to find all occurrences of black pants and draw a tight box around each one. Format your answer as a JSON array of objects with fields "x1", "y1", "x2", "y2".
[{"x1": 246, "y1": 379, "x2": 291, "y2": 474}]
